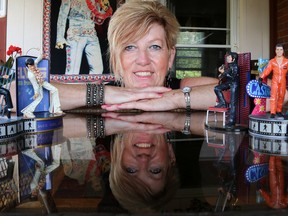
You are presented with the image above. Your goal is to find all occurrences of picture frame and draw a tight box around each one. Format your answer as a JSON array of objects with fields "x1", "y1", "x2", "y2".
[{"x1": 43, "y1": 0, "x2": 125, "y2": 83}]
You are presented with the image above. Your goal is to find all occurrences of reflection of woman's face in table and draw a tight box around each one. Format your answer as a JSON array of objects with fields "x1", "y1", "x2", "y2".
[{"x1": 121, "y1": 132, "x2": 175, "y2": 193}]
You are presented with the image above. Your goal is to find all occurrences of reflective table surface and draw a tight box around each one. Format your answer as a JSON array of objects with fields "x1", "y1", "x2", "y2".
[{"x1": 1, "y1": 111, "x2": 288, "y2": 215}]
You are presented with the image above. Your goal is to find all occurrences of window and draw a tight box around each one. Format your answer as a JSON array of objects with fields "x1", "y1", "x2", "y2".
[{"x1": 173, "y1": 0, "x2": 231, "y2": 79}]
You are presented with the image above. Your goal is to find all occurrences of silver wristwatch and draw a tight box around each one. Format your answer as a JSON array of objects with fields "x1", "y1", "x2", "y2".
[{"x1": 182, "y1": 86, "x2": 191, "y2": 111}]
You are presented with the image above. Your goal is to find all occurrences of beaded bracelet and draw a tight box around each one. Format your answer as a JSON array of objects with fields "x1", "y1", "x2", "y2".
[
  {"x1": 87, "y1": 115, "x2": 105, "y2": 138},
  {"x1": 86, "y1": 83, "x2": 105, "y2": 107}
]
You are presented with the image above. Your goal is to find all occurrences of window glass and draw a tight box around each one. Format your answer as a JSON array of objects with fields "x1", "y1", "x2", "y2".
[{"x1": 174, "y1": 0, "x2": 229, "y2": 78}]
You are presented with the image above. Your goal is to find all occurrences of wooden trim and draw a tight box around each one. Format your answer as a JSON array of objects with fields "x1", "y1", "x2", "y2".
[
  {"x1": 0, "y1": 17, "x2": 6, "y2": 63},
  {"x1": 269, "y1": 0, "x2": 277, "y2": 58}
]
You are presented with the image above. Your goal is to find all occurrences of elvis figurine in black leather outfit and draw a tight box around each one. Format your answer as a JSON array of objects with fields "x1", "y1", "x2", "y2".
[
  {"x1": 214, "y1": 52, "x2": 239, "y2": 128},
  {"x1": 0, "y1": 74, "x2": 13, "y2": 118}
]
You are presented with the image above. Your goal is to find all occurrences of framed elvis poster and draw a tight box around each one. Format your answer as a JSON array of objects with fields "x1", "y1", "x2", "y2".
[{"x1": 43, "y1": 0, "x2": 125, "y2": 83}]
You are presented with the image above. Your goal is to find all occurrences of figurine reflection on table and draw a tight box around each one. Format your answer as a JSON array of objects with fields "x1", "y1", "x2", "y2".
[
  {"x1": 259, "y1": 156, "x2": 288, "y2": 209},
  {"x1": 214, "y1": 52, "x2": 239, "y2": 128},
  {"x1": 21, "y1": 55, "x2": 64, "y2": 118}
]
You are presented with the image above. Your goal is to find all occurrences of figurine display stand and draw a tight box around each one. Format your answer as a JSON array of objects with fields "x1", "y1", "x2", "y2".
[
  {"x1": 247, "y1": 79, "x2": 288, "y2": 156},
  {"x1": 205, "y1": 92, "x2": 247, "y2": 132},
  {"x1": 0, "y1": 126, "x2": 65, "y2": 158},
  {"x1": 206, "y1": 90, "x2": 231, "y2": 127},
  {"x1": 249, "y1": 132, "x2": 288, "y2": 155},
  {"x1": 0, "y1": 115, "x2": 64, "y2": 140},
  {"x1": 249, "y1": 113, "x2": 288, "y2": 156}
]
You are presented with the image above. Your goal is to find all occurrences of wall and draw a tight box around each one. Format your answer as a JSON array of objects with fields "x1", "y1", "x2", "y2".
[
  {"x1": 277, "y1": 0, "x2": 288, "y2": 48},
  {"x1": 5, "y1": 0, "x2": 269, "y2": 62},
  {"x1": 0, "y1": 17, "x2": 6, "y2": 62},
  {"x1": 6, "y1": 0, "x2": 43, "y2": 60},
  {"x1": 237, "y1": 0, "x2": 270, "y2": 59}
]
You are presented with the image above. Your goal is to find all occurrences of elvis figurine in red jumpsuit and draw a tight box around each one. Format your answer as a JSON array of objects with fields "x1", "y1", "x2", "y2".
[{"x1": 258, "y1": 43, "x2": 288, "y2": 118}]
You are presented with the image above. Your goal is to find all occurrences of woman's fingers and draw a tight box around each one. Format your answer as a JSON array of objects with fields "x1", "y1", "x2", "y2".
[{"x1": 104, "y1": 86, "x2": 171, "y2": 104}]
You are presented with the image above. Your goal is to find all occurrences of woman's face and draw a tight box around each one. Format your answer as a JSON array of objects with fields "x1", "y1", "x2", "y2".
[
  {"x1": 121, "y1": 133, "x2": 175, "y2": 193},
  {"x1": 120, "y1": 23, "x2": 176, "y2": 88}
]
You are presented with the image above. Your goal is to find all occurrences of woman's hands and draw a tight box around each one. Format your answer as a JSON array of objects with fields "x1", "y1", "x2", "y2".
[
  {"x1": 104, "y1": 85, "x2": 172, "y2": 104},
  {"x1": 51, "y1": 82, "x2": 172, "y2": 111},
  {"x1": 102, "y1": 84, "x2": 216, "y2": 112},
  {"x1": 102, "y1": 89, "x2": 182, "y2": 111}
]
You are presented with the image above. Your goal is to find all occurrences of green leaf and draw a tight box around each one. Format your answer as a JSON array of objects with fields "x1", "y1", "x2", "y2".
[{"x1": 4, "y1": 56, "x2": 14, "y2": 69}]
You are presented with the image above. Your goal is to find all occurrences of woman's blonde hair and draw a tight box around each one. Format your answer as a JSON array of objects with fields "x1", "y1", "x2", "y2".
[
  {"x1": 109, "y1": 134, "x2": 179, "y2": 213},
  {"x1": 107, "y1": 0, "x2": 180, "y2": 82}
]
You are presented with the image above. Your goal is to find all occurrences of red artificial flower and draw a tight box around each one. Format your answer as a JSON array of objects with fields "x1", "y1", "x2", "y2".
[
  {"x1": 2, "y1": 45, "x2": 22, "y2": 68},
  {"x1": 6, "y1": 45, "x2": 22, "y2": 56}
]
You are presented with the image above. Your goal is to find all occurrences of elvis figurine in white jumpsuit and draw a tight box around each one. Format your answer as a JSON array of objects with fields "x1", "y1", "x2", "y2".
[
  {"x1": 55, "y1": 0, "x2": 113, "y2": 75},
  {"x1": 21, "y1": 55, "x2": 64, "y2": 118}
]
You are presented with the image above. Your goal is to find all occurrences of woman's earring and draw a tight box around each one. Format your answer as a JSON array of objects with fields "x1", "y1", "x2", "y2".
[
  {"x1": 165, "y1": 68, "x2": 173, "y2": 87},
  {"x1": 168, "y1": 67, "x2": 172, "y2": 76}
]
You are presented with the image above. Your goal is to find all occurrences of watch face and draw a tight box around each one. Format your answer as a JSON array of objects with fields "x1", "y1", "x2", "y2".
[{"x1": 183, "y1": 87, "x2": 191, "y2": 93}]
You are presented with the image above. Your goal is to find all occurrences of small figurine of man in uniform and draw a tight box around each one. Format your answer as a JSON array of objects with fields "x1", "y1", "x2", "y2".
[{"x1": 258, "y1": 43, "x2": 288, "y2": 118}]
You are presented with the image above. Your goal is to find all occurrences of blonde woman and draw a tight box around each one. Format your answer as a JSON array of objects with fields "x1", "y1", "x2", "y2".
[{"x1": 51, "y1": 0, "x2": 219, "y2": 112}]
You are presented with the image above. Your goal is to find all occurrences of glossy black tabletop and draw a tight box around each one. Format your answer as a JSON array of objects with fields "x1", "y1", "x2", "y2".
[{"x1": 1, "y1": 111, "x2": 288, "y2": 215}]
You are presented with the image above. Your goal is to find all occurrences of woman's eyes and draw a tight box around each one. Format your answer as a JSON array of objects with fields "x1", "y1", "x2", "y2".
[
  {"x1": 124, "y1": 45, "x2": 136, "y2": 51},
  {"x1": 149, "y1": 168, "x2": 162, "y2": 174},
  {"x1": 124, "y1": 44, "x2": 162, "y2": 51},
  {"x1": 150, "y1": 45, "x2": 161, "y2": 50},
  {"x1": 125, "y1": 167, "x2": 162, "y2": 174},
  {"x1": 126, "y1": 167, "x2": 137, "y2": 173}
]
